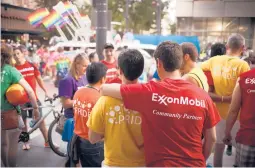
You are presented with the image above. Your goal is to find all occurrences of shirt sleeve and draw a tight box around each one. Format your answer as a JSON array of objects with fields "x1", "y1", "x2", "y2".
[
  {"x1": 86, "y1": 96, "x2": 106, "y2": 134},
  {"x1": 58, "y1": 77, "x2": 73, "y2": 98},
  {"x1": 204, "y1": 97, "x2": 221, "y2": 129},
  {"x1": 120, "y1": 83, "x2": 150, "y2": 113},
  {"x1": 33, "y1": 64, "x2": 41, "y2": 77},
  {"x1": 200, "y1": 59, "x2": 211, "y2": 71},
  {"x1": 239, "y1": 62, "x2": 250, "y2": 75},
  {"x1": 10, "y1": 66, "x2": 23, "y2": 84}
]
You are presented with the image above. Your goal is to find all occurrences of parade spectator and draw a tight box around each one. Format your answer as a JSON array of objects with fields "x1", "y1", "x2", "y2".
[
  {"x1": 181, "y1": 42, "x2": 209, "y2": 92},
  {"x1": 13, "y1": 46, "x2": 50, "y2": 150},
  {"x1": 58, "y1": 53, "x2": 89, "y2": 119},
  {"x1": 88, "y1": 52, "x2": 99, "y2": 63},
  {"x1": 210, "y1": 43, "x2": 227, "y2": 58},
  {"x1": 100, "y1": 41, "x2": 220, "y2": 167},
  {"x1": 204, "y1": 43, "x2": 226, "y2": 91},
  {"x1": 201, "y1": 34, "x2": 250, "y2": 167},
  {"x1": 223, "y1": 68, "x2": 255, "y2": 166},
  {"x1": 88, "y1": 49, "x2": 145, "y2": 167},
  {"x1": 26, "y1": 46, "x2": 40, "y2": 68},
  {"x1": 54, "y1": 47, "x2": 71, "y2": 87},
  {"x1": 1, "y1": 44, "x2": 39, "y2": 167},
  {"x1": 101, "y1": 43, "x2": 118, "y2": 82},
  {"x1": 72, "y1": 62, "x2": 107, "y2": 167}
]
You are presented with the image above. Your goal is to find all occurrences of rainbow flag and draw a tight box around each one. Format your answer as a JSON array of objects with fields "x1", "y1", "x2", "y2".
[
  {"x1": 28, "y1": 8, "x2": 49, "y2": 27},
  {"x1": 48, "y1": 16, "x2": 71, "y2": 30},
  {"x1": 63, "y1": 1, "x2": 73, "y2": 16},
  {"x1": 42, "y1": 10, "x2": 61, "y2": 30}
]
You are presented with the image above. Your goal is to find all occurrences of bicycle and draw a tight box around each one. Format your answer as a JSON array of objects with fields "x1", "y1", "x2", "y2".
[{"x1": 18, "y1": 94, "x2": 68, "y2": 157}]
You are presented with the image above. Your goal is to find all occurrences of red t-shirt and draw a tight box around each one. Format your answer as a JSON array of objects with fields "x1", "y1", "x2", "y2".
[
  {"x1": 120, "y1": 78, "x2": 220, "y2": 167},
  {"x1": 236, "y1": 69, "x2": 255, "y2": 146},
  {"x1": 73, "y1": 87, "x2": 100, "y2": 140},
  {"x1": 101, "y1": 60, "x2": 118, "y2": 83},
  {"x1": 15, "y1": 61, "x2": 40, "y2": 100},
  {"x1": 203, "y1": 71, "x2": 214, "y2": 86}
]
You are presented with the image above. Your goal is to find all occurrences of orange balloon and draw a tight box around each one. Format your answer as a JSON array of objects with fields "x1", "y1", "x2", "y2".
[{"x1": 6, "y1": 84, "x2": 29, "y2": 105}]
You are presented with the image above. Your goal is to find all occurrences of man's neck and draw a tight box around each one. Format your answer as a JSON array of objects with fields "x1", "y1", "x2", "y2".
[
  {"x1": 105, "y1": 57, "x2": 115, "y2": 63},
  {"x1": 88, "y1": 83, "x2": 101, "y2": 90},
  {"x1": 228, "y1": 52, "x2": 241, "y2": 57},
  {"x1": 161, "y1": 70, "x2": 182, "y2": 80},
  {"x1": 122, "y1": 77, "x2": 138, "y2": 84},
  {"x1": 16, "y1": 59, "x2": 26, "y2": 65}
]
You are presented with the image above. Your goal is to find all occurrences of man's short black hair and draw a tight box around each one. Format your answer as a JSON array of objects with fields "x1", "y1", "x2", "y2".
[
  {"x1": 210, "y1": 43, "x2": 226, "y2": 57},
  {"x1": 181, "y1": 42, "x2": 198, "y2": 62},
  {"x1": 118, "y1": 49, "x2": 144, "y2": 81},
  {"x1": 86, "y1": 62, "x2": 107, "y2": 84},
  {"x1": 104, "y1": 43, "x2": 114, "y2": 49},
  {"x1": 154, "y1": 41, "x2": 183, "y2": 72}
]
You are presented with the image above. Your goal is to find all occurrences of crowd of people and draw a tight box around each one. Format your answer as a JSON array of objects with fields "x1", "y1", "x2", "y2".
[{"x1": 1, "y1": 33, "x2": 255, "y2": 167}]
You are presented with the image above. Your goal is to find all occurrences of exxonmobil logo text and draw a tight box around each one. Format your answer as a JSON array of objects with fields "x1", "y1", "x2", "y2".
[{"x1": 152, "y1": 93, "x2": 206, "y2": 108}]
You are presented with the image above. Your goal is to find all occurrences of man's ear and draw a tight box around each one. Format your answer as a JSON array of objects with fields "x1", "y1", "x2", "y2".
[
  {"x1": 184, "y1": 54, "x2": 190, "y2": 61},
  {"x1": 119, "y1": 69, "x2": 123, "y2": 75},
  {"x1": 156, "y1": 58, "x2": 163, "y2": 68},
  {"x1": 101, "y1": 77, "x2": 107, "y2": 84}
]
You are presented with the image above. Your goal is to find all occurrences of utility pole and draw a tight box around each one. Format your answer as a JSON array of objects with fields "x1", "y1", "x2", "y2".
[
  {"x1": 156, "y1": 0, "x2": 161, "y2": 35},
  {"x1": 93, "y1": 0, "x2": 108, "y2": 60},
  {"x1": 125, "y1": 0, "x2": 129, "y2": 32}
]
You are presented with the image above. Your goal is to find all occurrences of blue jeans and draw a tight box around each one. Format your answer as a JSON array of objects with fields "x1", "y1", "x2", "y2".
[{"x1": 77, "y1": 136, "x2": 104, "y2": 167}]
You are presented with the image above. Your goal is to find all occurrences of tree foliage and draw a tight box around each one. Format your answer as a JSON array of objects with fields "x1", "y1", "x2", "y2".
[{"x1": 108, "y1": 0, "x2": 169, "y2": 33}]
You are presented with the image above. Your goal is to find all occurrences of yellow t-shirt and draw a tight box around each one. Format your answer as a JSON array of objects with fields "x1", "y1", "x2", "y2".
[
  {"x1": 87, "y1": 96, "x2": 145, "y2": 167},
  {"x1": 187, "y1": 67, "x2": 209, "y2": 92},
  {"x1": 201, "y1": 55, "x2": 250, "y2": 119}
]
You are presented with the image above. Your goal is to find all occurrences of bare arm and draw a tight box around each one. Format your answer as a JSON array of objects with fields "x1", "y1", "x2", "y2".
[
  {"x1": 36, "y1": 75, "x2": 49, "y2": 97},
  {"x1": 224, "y1": 82, "x2": 241, "y2": 144},
  {"x1": 101, "y1": 84, "x2": 122, "y2": 99},
  {"x1": 88, "y1": 129, "x2": 104, "y2": 144},
  {"x1": 19, "y1": 78, "x2": 39, "y2": 119},
  {"x1": 208, "y1": 92, "x2": 232, "y2": 103},
  {"x1": 60, "y1": 97, "x2": 74, "y2": 109},
  {"x1": 203, "y1": 126, "x2": 216, "y2": 161}
]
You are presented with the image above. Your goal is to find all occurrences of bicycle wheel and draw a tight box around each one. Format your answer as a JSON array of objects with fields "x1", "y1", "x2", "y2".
[{"x1": 48, "y1": 118, "x2": 68, "y2": 157}]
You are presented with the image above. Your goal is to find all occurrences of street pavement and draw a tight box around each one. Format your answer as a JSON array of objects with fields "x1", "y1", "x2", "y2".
[{"x1": 4, "y1": 78, "x2": 236, "y2": 167}]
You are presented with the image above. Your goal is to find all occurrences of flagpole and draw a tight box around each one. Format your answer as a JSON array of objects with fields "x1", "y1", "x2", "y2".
[
  {"x1": 55, "y1": 24, "x2": 68, "y2": 42},
  {"x1": 65, "y1": 24, "x2": 75, "y2": 39},
  {"x1": 60, "y1": 15, "x2": 84, "y2": 41},
  {"x1": 67, "y1": 10, "x2": 82, "y2": 29}
]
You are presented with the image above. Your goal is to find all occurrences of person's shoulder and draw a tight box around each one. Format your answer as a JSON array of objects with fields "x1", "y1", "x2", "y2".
[
  {"x1": 240, "y1": 69, "x2": 255, "y2": 78},
  {"x1": 4, "y1": 64, "x2": 16, "y2": 72},
  {"x1": 59, "y1": 74, "x2": 73, "y2": 84}
]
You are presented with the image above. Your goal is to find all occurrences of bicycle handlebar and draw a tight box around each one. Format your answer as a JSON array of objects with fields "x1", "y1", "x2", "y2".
[
  {"x1": 21, "y1": 94, "x2": 59, "y2": 111},
  {"x1": 44, "y1": 94, "x2": 59, "y2": 104}
]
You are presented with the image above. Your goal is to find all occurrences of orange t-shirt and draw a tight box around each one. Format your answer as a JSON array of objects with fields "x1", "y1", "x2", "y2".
[{"x1": 73, "y1": 87, "x2": 100, "y2": 140}]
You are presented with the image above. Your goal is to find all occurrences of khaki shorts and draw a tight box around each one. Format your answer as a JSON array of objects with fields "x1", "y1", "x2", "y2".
[{"x1": 216, "y1": 119, "x2": 240, "y2": 146}]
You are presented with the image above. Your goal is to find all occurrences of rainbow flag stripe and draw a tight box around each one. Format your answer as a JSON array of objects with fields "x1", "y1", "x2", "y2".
[
  {"x1": 42, "y1": 10, "x2": 61, "y2": 29},
  {"x1": 28, "y1": 8, "x2": 49, "y2": 26},
  {"x1": 64, "y1": 1, "x2": 73, "y2": 12}
]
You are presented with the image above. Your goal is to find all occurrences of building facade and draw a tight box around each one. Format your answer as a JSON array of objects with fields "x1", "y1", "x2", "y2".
[
  {"x1": 176, "y1": 0, "x2": 255, "y2": 51},
  {"x1": 1, "y1": 2, "x2": 45, "y2": 44}
]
